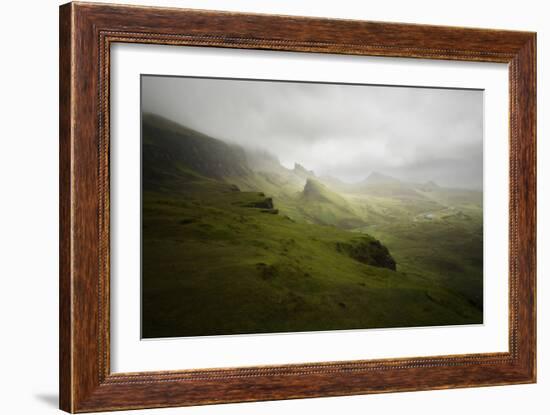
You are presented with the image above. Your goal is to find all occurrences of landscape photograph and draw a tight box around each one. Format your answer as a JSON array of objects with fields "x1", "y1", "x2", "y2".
[{"x1": 140, "y1": 75, "x2": 484, "y2": 339}]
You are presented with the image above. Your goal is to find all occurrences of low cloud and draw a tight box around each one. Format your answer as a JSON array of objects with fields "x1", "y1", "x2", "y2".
[{"x1": 142, "y1": 76, "x2": 483, "y2": 189}]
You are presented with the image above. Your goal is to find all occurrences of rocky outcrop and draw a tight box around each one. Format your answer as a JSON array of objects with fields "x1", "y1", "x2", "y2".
[
  {"x1": 336, "y1": 237, "x2": 396, "y2": 271},
  {"x1": 260, "y1": 208, "x2": 279, "y2": 214},
  {"x1": 244, "y1": 197, "x2": 274, "y2": 209}
]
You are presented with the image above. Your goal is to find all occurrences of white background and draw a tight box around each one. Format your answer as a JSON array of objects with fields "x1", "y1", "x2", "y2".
[
  {"x1": 0, "y1": 0, "x2": 547, "y2": 414},
  {"x1": 111, "y1": 45, "x2": 509, "y2": 372}
]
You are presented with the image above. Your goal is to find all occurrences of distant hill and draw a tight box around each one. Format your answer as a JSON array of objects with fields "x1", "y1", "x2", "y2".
[
  {"x1": 303, "y1": 178, "x2": 347, "y2": 204},
  {"x1": 317, "y1": 175, "x2": 357, "y2": 194},
  {"x1": 415, "y1": 180, "x2": 441, "y2": 192},
  {"x1": 299, "y1": 178, "x2": 365, "y2": 229},
  {"x1": 362, "y1": 171, "x2": 401, "y2": 186},
  {"x1": 347, "y1": 172, "x2": 428, "y2": 201}
]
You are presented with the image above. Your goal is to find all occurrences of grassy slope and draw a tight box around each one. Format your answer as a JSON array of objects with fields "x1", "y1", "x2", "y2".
[
  {"x1": 234, "y1": 170, "x2": 484, "y2": 312},
  {"x1": 347, "y1": 187, "x2": 483, "y2": 309},
  {"x1": 297, "y1": 178, "x2": 366, "y2": 229},
  {"x1": 141, "y1": 113, "x2": 483, "y2": 338},
  {"x1": 142, "y1": 180, "x2": 480, "y2": 337},
  {"x1": 229, "y1": 175, "x2": 366, "y2": 229}
]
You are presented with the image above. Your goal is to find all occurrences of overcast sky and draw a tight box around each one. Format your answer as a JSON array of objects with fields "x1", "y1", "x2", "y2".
[{"x1": 142, "y1": 75, "x2": 483, "y2": 189}]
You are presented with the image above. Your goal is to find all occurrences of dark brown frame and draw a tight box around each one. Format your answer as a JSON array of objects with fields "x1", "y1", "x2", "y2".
[{"x1": 59, "y1": 2, "x2": 536, "y2": 412}]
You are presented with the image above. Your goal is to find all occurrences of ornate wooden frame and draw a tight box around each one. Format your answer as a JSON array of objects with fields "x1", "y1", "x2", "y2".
[{"x1": 59, "y1": 2, "x2": 536, "y2": 412}]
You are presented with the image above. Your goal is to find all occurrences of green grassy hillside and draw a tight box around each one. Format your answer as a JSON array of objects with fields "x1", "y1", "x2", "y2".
[
  {"x1": 348, "y1": 184, "x2": 483, "y2": 310},
  {"x1": 141, "y1": 114, "x2": 483, "y2": 338},
  {"x1": 142, "y1": 178, "x2": 480, "y2": 338},
  {"x1": 298, "y1": 178, "x2": 365, "y2": 229}
]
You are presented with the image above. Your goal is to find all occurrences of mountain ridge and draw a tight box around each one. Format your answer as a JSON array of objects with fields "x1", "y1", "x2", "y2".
[{"x1": 142, "y1": 113, "x2": 251, "y2": 183}]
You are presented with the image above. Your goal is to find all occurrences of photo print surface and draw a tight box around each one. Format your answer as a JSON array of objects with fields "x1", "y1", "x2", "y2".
[{"x1": 141, "y1": 75, "x2": 484, "y2": 339}]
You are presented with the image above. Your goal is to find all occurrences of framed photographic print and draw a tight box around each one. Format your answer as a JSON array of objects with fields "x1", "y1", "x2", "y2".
[{"x1": 59, "y1": 2, "x2": 536, "y2": 412}]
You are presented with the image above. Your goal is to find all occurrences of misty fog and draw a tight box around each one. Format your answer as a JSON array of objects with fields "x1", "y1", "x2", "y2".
[{"x1": 142, "y1": 75, "x2": 483, "y2": 189}]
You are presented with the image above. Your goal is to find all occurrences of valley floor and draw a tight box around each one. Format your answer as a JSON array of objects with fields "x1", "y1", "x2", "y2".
[{"x1": 142, "y1": 179, "x2": 482, "y2": 338}]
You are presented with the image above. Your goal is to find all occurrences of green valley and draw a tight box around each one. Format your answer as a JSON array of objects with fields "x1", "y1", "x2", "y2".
[{"x1": 141, "y1": 113, "x2": 483, "y2": 338}]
